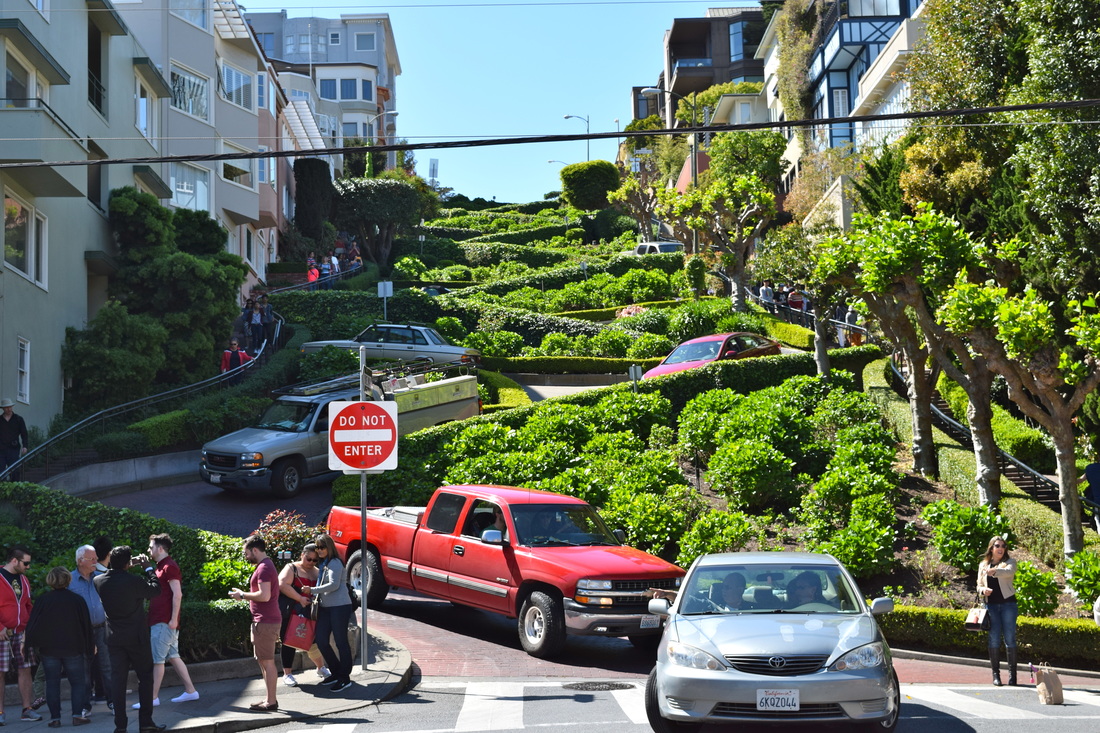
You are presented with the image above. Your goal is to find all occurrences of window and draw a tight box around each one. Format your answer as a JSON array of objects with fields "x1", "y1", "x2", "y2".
[
  {"x1": 256, "y1": 32, "x2": 275, "y2": 57},
  {"x1": 245, "y1": 227, "x2": 254, "y2": 262},
  {"x1": 284, "y1": 35, "x2": 296, "y2": 54},
  {"x1": 170, "y1": 162, "x2": 209, "y2": 211},
  {"x1": 833, "y1": 88, "x2": 850, "y2": 117},
  {"x1": 739, "y1": 102, "x2": 752, "y2": 124},
  {"x1": 329, "y1": 32, "x2": 341, "y2": 45},
  {"x1": 849, "y1": 0, "x2": 900, "y2": 15},
  {"x1": 170, "y1": 65, "x2": 208, "y2": 120},
  {"x1": 299, "y1": 34, "x2": 309, "y2": 48},
  {"x1": 729, "y1": 20, "x2": 764, "y2": 62},
  {"x1": 221, "y1": 63, "x2": 253, "y2": 110},
  {"x1": 342, "y1": 122, "x2": 358, "y2": 139},
  {"x1": 5, "y1": 52, "x2": 31, "y2": 108},
  {"x1": 256, "y1": 72, "x2": 265, "y2": 110},
  {"x1": 136, "y1": 78, "x2": 156, "y2": 143},
  {"x1": 3, "y1": 192, "x2": 46, "y2": 287},
  {"x1": 169, "y1": 0, "x2": 206, "y2": 29},
  {"x1": 361, "y1": 80, "x2": 373, "y2": 101},
  {"x1": 354, "y1": 32, "x2": 375, "y2": 51},
  {"x1": 257, "y1": 147, "x2": 275, "y2": 186},
  {"x1": 319, "y1": 79, "x2": 336, "y2": 100},
  {"x1": 17, "y1": 339, "x2": 29, "y2": 404},
  {"x1": 363, "y1": 122, "x2": 374, "y2": 138},
  {"x1": 425, "y1": 492, "x2": 466, "y2": 533},
  {"x1": 222, "y1": 142, "x2": 253, "y2": 188},
  {"x1": 340, "y1": 79, "x2": 356, "y2": 99}
]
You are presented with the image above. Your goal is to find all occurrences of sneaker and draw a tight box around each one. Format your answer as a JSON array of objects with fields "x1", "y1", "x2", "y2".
[
  {"x1": 319, "y1": 675, "x2": 339, "y2": 686},
  {"x1": 317, "y1": 666, "x2": 331, "y2": 678},
  {"x1": 30, "y1": 698, "x2": 46, "y2": 711},
  {"x1": 132, "y1": 698, "x2": 159, "y2": 710},
  {"x1": 80, "y1": 708, "x2": 91, "y2": 718},
  {"x1": 171, "y1": 691, "x2": 199, "y2": 703},
  {"x1": 282, "y1": 674, "x2": 298, "y2": 688},
  {"x1": 21, "y1": 709, "x2": 42, "y2": 722},
  {"x1": 331, "y1": 680, "x2": 353, "y2": 693}
]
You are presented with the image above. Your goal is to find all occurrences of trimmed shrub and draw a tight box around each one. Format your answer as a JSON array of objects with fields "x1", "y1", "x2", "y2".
[
  {"x1": 127, "y1": 410, "x2": 190, "y2": 450},
  {"x1": 677, "y1": 389, "x2": 744, "y2": 459},
  {"x1": 922, "y1": 500, "x2": 1015, "y2": 572},
  {"x1": 1064, "y1": 550, "x2": 1100, "y2": 608},
  {"x1": 676, "y1": 510, "x2": 753, "y2": 568},
  {"x1": 810, "y1": 518, "x2": 897, "y2": 579},
  {"x1": 1013, "y1": 560, "x2": 1061, "y2": 617},
  {"x1": 708, "y1": 438, "x2": 797, "y2": 512}
]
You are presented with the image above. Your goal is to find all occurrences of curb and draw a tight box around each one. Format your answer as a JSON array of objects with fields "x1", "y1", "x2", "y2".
[
  {"x1": 892, "y1": 648, "x2": 1100, "y2": 680},
  {"x1": 504, "y1": 372, "x2": 628, "y2": 387}
]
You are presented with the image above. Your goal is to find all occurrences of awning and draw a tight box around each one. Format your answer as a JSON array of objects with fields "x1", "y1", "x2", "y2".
[
  {"x1": 133, "y1": 165, "x2": 173, "y2": 199},
  {"x1": 0, "y1": 19, "x2": 69, "y2": 85},
  {"x1": 133, "y1": 58, "x2": 171, "y2": 97}
]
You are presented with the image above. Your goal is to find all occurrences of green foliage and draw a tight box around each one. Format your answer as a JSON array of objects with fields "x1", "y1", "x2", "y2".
[
  {"x1": 707, "y1": 438, "x2": 797, "y2": 512},
  {"x1": 1013, "y1": 560, "x2": 1060, "y2": 617},
  {"x1": 707, "y1": 130, "x2": 789, "y2": 189},
  {"x1": 667, "y1": 299, "x2": 736, "y2": 343},
  {"x1": 559, "y1": 160, "x2": 621, "y2": 211},
  {"x1": 462, "y1": 330, "x2": 525, "y2": 357},
  {"x1": 333, "y1": 177, "x2": 423, "y2": 267},
  {"x1": 198, "y1": 558, "x2": 253, "y2": 599},
  {"x1": 62, "y1": 301, "x2": 168, "y2": 415},
  {"x1": 810, "y1": 518, "x2": 897, "y2": 579},
  {"x1": 677, "y1": 389, "x2": 743, "y2": 458},
  {"x1": 627, "y1": 333, "x2": 675, "y2": 359},
  {"x1": 173, "y1": 208, "x2": 229, "y2": 257},
  {"x1": 299, "y1": 345, "x2": 360, "y2": 383},
  {"x1": 293, "y1": 158, "x2": 335, "y2": 242},
  {"x1": 922, "y1": 500, "x2": 1014, "y2": 572},
  {"x1": 89, "y1": 430, "x2": 151, "y2": 460},
  {"x1": 434, "y1": 316, "x2": 468, "y2": 343},
  {"x1": 601, "y1": 485, "x2": 693, "y2": 559},
  {"x1": 252, "y1": 509, "x2": 327, "y2": 561},
  {"x1": 589, "y1": 391, "x2": 671, "y2": 442},
  {"x1": 127, "y1": 410, "x2": 190, "y2": 450},
  {"x1": 478, "y1": 370, "x2": 532, "y2": 413},
  {"x1": 1064, "y1": 550, "x2": 1100, "y2": 608},
  {"x1": 393, "y1": 256, "x2": 428, "y2": 280},
  {"x1": 676, "y1": 510, "x2": 753, "y2": 568}
]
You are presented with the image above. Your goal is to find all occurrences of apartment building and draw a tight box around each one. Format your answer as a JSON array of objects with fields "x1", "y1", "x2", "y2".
[
  {"x1": 1, "y1": 0, "x2": 172, "y2": 429},
  {"x1": 245, "y1": 11, "x2": 401, "y2": 169}
]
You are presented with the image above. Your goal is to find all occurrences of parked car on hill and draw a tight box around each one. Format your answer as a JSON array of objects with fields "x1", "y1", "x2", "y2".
[
  {"x1": 645, "y1": 551, "x2": 899, "y2": 732},
  {"x1": 642, "y1": 332, "x2": 780, "y2": 379},
  {"x1": 301, "y1": 322, "x2": 480, "y2": 364},
  {"x1": 626, "y1": 241, "x2": 684, "y2": 256}
]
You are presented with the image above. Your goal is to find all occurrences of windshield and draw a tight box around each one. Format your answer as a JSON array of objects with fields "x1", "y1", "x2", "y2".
[
  {"x1": 657, "y1": 243, "x2": 681, "y2": 253},
  {"x1": 679, "y1": 563, "x2": 863, "y2": 616},
  {"x1": 255, "y1": 400, "x2": 317, "y2": 432},
  {"x1": 511, "y1": 504, "x2": 621, "y2": 547},
  {"x1": 663, "y1": 340, "x2": 722, "y2": 365},
  {"x1": 424, "y1": 328, "x2": 451, "y2": 346}
]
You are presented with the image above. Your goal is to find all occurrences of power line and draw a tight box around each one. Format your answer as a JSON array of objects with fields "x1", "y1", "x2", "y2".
[
  {"x1": 4, "y1": 0, "x2": 754, "y2": 14},
  {"x1": 2, "y1": 98, "x2": 1099, "y2": 172}
]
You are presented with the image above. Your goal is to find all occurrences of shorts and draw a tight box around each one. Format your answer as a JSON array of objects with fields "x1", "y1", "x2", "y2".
[
  {"x1": 251, "y1": 622, "x2": 279, "y2": 661},
  {"x1": 0, "y1": 632, "x2": 36, "y2": 672},
  {"x1": 150, "y1": 623, "x2": 180, "y2": 663}
]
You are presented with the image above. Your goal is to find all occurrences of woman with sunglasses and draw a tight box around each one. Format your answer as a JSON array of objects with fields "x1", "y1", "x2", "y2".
[
  {"x1": 978, "y1": 536, "x2": 1018, "y2": 686},
  {"x1": 277, "y1": 545, "x2": 329, "y2": 688},
  {"x1": 311, "y1": 535, "x2": 354, "y2": 692}
]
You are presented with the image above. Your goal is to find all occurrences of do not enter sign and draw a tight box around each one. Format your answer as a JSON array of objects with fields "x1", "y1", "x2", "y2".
[{"x1": 328, "y1": 401, "x2": 399, "y2": 472}]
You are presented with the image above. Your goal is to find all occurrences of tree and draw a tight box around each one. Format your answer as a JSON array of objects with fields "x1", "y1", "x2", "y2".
[
  {"x1": 62, "y1": 301, "x2": 167, "y2": 415},
  {"x1": 559, "y1": 160, "x2": 621, "y2": 211},
  {"x1": 706, "y1": 130, "x2": 789, "y2": 190},
  {"x1": 173, "y1": 208, "x2": 228, "y2": 257},
  {"x1": 674, "y1": 81, "x2": 764, "y2": 127},
  {"x1": 608, "y1": 161, "x2": 661, "y2": 237},
  {"x1": 940, "y1": 268, "x2": 1100, "y2": 557},
  {"x1": 293, "y1": 158, "x2": 335, "y2": 242},
  {"x1": 333, "y1": 177, "x2": 422, "y2": 268}
]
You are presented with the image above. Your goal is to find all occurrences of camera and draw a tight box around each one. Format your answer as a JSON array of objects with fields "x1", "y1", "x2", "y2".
[{"x1": 277, "y1": 550, "x2": 292, "y2": 561}]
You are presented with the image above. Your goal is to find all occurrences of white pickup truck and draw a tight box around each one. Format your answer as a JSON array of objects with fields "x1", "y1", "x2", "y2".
[{"x1": 199, "y1": 365, "x2": 480, "y2": 497}]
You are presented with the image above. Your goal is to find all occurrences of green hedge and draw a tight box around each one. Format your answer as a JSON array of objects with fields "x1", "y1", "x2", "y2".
[
  {"x1": 864, "y1": 359, "x2": 1099, "y2": 567},
  {"x1": 759, "y1": 317, "x2": 816, "y2": 350},
  {"x1": 180, "y1": 599, "x2": 253, "y2": 661},
  {"x1": 453, "y1": 255, "x2": 683, "y2": 299},
  {"x1": 128, "y1": 409, "x2": 191, "y2": 449},
  {"x1": 445, "y1": 300, "x2": 606, "y2": 343},
  {"x1": 879, "y1": 604, "x2": 1100, "y2": 669},
  {"x1": 936, "y1": 374, "x2": 1056, "y2": 474},
  {"x1": 480, "y1": 356, "x2": 663, "y2": 374},
  {"x1": 334, "y1": 345, "x2": 882, "y2": 506},
  {"x1": 479, "y1": 371, "x2": 531, "y2": 414},
  {"x1": 463, "y1": 224, "x2": 569, "y2": 245},
  {"x1": 550, "y1": 299, "x2": 686, "y2": 322},
  {"x1": 460, "y1": 242, "x2": 572, "y2": 269}
]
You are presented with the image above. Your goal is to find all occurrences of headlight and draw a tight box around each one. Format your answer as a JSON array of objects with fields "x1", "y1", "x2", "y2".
[
  {"x1": 575, "y1": 578, "x2": 614, "y2": 606},
  {"x1": 831, "y1": 642, "x2": 885, "y2": 671},
  {"x1": 240, "y1": 452, "x2": 263, "y2": 469},
  {"x1": 666, "y1": 641, "x2": 725, "y2": 671}
]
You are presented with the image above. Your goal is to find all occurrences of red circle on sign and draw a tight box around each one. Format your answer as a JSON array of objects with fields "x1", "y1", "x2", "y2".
[{"x1": 329, "y1": 402, "x2": 397, "y2": 469}]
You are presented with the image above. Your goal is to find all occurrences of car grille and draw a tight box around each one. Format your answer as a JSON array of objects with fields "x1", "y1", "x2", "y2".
[
  {"x1": 606, "y1": 578, "x2": 680, "y2": 606},
  {"x1": 712, "y1": 702, "x2": 844, "y2": 719},
  {"x1": 205, "y1": 453, "x2": 237, "y2": 469},
  {"x1": 724, "y1": 655, "x2": 829, "y2": 676}
]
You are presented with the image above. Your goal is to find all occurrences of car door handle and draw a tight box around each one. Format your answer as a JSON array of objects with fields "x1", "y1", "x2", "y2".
[{"x1": 453, "y1": 545, "x2": 465, "y2": 556}]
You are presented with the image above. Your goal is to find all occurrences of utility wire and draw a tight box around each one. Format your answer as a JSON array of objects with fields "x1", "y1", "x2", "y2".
[{"x1": 2, "y1": 98, "x2": 1099, "y2": 172}]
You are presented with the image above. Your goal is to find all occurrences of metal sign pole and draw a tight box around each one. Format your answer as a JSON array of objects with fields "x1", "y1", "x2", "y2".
[{"x1": 359, "y1": 346, "x2": 369, "y2": 672}]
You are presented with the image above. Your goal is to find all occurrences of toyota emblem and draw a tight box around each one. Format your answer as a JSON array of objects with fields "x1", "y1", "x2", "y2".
[{"x1": 768, "y1": 657, "x2": 787, "y2": 669}]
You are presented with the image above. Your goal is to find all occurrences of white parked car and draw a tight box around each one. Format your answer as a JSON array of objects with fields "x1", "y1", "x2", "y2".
[
  {"x1": 645, "y1": 551, "x2": 899, "y2": 732},
  {"x1": 300, "y1": 323, "x2": 480, "y2": 364},
  {"x1": 628, "y1": 241, "x2": 684, "y2": 256}
]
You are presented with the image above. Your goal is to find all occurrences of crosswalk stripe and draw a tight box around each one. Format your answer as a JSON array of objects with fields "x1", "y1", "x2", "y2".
[
  {"x1": 901, "y1": 686, "x2": 1045, "y2": 719},
  {"x1": 454, "y1": 682, "x2": 527, "y2": 731},
  {"x1": 610, "y1": 684, "x2": 647, "y2": 725},
  {"x1": 287, "y1": 725, "x2": 358, "y2": 733},
  {"x1": 1062, "y1": 690, "x2": 1100, "y2": 707}
]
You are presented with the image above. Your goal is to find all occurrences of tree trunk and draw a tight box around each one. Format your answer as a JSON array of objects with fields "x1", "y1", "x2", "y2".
[
  {"x1": 812, "y1": 309, "x2": 831, "y2": 377},
  {"x1": 1052, "y1": 423, "x2": 1085, "y2": 557},
  {"x1": 906, "y1": 352, "x2": 939, "y2": 477},
  {"x1": 966, "y1": 384, "x2": 1001, "y2": 507},
  {"x1": 728, "y1": 259, "x2": 747, "y2": 313}
]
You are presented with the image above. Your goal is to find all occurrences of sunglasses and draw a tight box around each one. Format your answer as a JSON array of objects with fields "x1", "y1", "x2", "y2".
[
  {"x1": 993, "y1": 543, "x2": 1006, "y2": 548},
  {"x1": 302, "y1": 557, "x2": 318, "y2": 563}
]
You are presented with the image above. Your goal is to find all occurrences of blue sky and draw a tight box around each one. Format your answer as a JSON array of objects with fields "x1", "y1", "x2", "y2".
[{"x1": 264, "y1": 0, "x2": 755, "y2": 204}]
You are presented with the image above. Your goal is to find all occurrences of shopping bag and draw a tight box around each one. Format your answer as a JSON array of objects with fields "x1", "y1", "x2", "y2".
[
  {"x1": 964, "y1": 605, "x2": 990, "y2": 632},
  {"x1": 1033, "y1": 663, "x2": 1064, "y2": 705},
  {"x1": 284, "y1": 610, "x2": 316, "y2": 651}
]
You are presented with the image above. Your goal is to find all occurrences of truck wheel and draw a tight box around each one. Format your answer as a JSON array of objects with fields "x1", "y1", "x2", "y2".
[
  {"x1": 270, "y1": 458, "x2": 304, "y2": 498},
  {"x1": 346, "y1": 549, "x2": 388, "y2": 609},
  {"x1": 645, "y1": 668, "x2": 700, "y2": 733},
  {"x1": 517, "y1": 591, "x2": 565, "y2": 658}
]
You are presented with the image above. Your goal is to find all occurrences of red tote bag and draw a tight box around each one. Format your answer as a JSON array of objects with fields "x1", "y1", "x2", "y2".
[{"x1": 283, "y1": 609, "x2": 316, "y2": 651}]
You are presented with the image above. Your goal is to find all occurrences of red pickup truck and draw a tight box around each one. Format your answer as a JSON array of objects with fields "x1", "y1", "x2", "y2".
[{"x1": 326, "y1": 484, "x2": 684, "y2": 658}]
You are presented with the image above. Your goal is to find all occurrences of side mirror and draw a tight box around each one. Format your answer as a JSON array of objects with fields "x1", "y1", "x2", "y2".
[
  {"x1": 870, "y1": 597, "x2": 894, "y2": 615},
  {"x1": 480, "y1": 529, "x2": 505, "y2": 545},
  {"x1": 648, "y1": 598, "x2": 671, "y2": 616},
  {"x1": 723, "y1": 350, "x2": 739, "y2": 359},
  {"x1": 315, "y1": 419, "x2": 328, "y2": 432},
  {"x1": 613, "y1": 529, "x2": 626, "y2": 543}
]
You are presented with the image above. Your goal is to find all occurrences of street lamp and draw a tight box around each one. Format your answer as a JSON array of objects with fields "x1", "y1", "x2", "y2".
[
  {"x1": 564, "y1": 114, "x2": 590, "y2": 161},
  {"x1": 642, "y1": 87, "x2": 698, "y2": 250},
  {"x1": 364, "y1": 110, "x2": 398, "y2": 176},
  {"x1": 548, "y1": 160, "x2": 567, "y2": 165}
]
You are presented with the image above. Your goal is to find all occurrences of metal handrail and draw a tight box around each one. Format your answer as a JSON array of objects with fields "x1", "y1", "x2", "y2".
[
  {"x1": 266, "y1": 262, "x2": 362, "y2": 296},
  {"x1": 0, "y1": 315, "x2": 284, "y2": 483}
]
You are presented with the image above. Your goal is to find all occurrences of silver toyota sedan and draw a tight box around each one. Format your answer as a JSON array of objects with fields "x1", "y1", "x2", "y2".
[{"x1": 645, "y1": 551, "x2": 899, "y2": 732}]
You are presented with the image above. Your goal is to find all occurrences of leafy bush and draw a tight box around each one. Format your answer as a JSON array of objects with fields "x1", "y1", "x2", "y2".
[
  {"x1": 811, "y1": 390, "x2": 883, "y2": 443},
  {"x1": 90, "y1": 430, "x2": 151, "y2": 460},
  {"x1": 667, "y1": 299, "x2": 735, "y2": 343},
  {"x1": 515, "y1": 403, "x2": 596, "y2": 451},
  {"x1": 251, "y1": 509, "x2": 326, "y2": 561},
  {"x1": 128, "y1": 410, "x2": 190, "y2": 450},
  {"x1": 1013, "y1": 560, "x2": 1060, "y2": 617},
  {"x1": 393, "y1": 256, "x2": 427, "y2": 280},
  {"x1": 922, "y1": 500, "x2": 1015, "y2": 572},
  {"x1": 198, "y1": 557, "x2": 254, "y2": 598},
  {"x1": 626, "y1": 333, "x2": 675, "y2": 359},
  {"x1": 299, "y1": 344, "x2": 359, "y2": 382},
  {"x1": 590, "y1": 391, "x2": 671, "y2": 442},
  {"x1": 1064, "y1": 550, "x2": 1100, "y2": 607},
  {"x1": 676, "y1": 510, "x2": 753, "y2": 567},
  {"x1": 601, "y1": 485, "x2": 694, "y2": 559},
  {"x1": 677, "y1": 389, "x2": 743, "y2": 458},
  {"x1": 434, "y1": 316, "x2": 468, "y2": 342},
  {"x1": 462, "y1": 330, "x2": 525, "y2": 357},
  {"x1": 708, "y1": 438, "x2": 797, "y2": 512},
  {"x1": 810, "y1": 518, "x2": 897, "y2": 579}
]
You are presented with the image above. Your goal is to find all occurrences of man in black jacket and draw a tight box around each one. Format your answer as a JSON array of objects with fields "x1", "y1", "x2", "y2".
[{"x1": 94, "y1": 547, "x2": 164, "y2": 733}]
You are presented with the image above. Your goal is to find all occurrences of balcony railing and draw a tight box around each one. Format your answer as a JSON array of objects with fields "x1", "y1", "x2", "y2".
[
  {"x1": 0, "y1": 97, "x2": 85, "y2": 144},
  {"x1": 88, "y1": 70, "x2": 105, "y2": 114}
]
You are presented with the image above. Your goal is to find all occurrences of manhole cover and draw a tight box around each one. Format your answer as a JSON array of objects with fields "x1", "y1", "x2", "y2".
[{"x1": 562, "y1": 681, "x2": 635, "y2": 692}]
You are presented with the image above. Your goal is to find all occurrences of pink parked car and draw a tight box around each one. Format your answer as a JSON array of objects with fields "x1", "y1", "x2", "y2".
[{"x1": 642, "y1": 332, "x2": 781, "y2": 379}]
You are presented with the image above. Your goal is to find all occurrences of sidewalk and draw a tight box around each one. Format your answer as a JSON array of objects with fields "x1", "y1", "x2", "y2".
[{"x1": 3, "y1": 631, "x2": 411, "y2": 733}]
